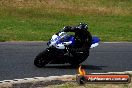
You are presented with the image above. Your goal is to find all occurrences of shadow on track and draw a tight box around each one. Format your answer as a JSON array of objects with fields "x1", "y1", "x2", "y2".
[{"x1": 44, "y1": 64, "x2": 107, "y2": 70}]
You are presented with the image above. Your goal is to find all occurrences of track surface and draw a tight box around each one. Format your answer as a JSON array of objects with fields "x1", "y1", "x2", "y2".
[{"x1": 0, "y1": 42, "x2": 132, "y2": 81}]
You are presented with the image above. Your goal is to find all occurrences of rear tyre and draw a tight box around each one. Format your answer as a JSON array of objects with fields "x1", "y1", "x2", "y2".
[
  {"x1": 34, "y1": 50, "x2": 50, "y2": 68},
  {"x1": 69, "y1": 30, "x2": 92, "y2": 67},
  {"x1": 69, "y1": 52, "x2": 89, "y2": 67}
]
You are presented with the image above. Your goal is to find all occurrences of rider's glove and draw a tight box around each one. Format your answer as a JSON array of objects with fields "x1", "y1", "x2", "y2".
[
  {"x1": 56, "y1": 26, "x2": 71, "y2": 35},
  {"x1": 62, "y1": 26, "x2": 72, "y2": 32}
]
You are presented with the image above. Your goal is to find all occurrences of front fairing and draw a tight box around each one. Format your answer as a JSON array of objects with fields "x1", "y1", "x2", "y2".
[{"x1": 48, "y1": 32, "x2": 75, "y2": 49}]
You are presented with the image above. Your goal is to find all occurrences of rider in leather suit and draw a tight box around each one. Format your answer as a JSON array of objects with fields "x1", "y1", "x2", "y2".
[{"x1": 57, "y1": 23, "x2": 92, "y2": 53}]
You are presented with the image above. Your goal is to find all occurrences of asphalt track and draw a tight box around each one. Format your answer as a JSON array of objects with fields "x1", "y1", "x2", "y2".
[{"x1": 0, "y1": 42, "x2": 132, "y2": 81}]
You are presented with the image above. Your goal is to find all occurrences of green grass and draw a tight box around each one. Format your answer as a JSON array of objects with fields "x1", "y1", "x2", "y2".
[
  {"x1": 0, "y1": 0, "x2": 132, "y2": 41},
  {"x1": 48, "y1": 82, "x2": 132, "y2": 88}
]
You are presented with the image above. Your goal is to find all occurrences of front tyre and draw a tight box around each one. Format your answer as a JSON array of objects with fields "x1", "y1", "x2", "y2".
[{"x1": 34, "y1": 50, "x2": 50, "y2": 68}]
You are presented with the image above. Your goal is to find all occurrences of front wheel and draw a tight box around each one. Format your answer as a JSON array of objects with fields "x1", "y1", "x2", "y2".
[{"x1": 34, "y1": 50, "x2": 50, "y2": 68}]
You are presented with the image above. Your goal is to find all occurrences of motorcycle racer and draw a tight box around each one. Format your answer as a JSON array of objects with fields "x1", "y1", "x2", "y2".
[
  {"x1": 34, "y1": 23, "x2": 99, "y2": 68},
  {"x1": 57, "y1": 23, "x2": 92, "y2": 53}
]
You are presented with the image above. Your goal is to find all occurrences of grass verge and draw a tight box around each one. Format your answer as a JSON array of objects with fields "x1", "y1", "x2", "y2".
[
  {"x1": 47, "y1": 82, "x2": 132, "y2": 88},
  {"x1": 0, "y1": 0, "x2": 132, "y2": 42},
  {"x1": 41, "y1": 77, "x2": 132, "y2": 88}
]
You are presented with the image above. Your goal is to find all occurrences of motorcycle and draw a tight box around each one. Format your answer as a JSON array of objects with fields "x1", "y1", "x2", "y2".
[{"x1": 34, "y1": 31, "x2": 100, "y2": 68}]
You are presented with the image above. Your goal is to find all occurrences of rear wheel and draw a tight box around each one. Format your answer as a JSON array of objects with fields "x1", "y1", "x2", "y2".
[
  {"x1": 34, "y1": 50, "x2": 50, "y2": 68},
  {"x1": 69, "y1": 30, "x2": 92, "y2": 67},
  {"x1": 69, "y1": 51, "x2": 89, "y2": 67}
]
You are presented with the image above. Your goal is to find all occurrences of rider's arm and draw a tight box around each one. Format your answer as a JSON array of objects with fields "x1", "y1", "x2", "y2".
[
  {"x1": 62, "y1": 26, "x2": 77, "y2": 32},
  {"x1": 55, "y1": 26, "x2": 77, "y2": 35}
]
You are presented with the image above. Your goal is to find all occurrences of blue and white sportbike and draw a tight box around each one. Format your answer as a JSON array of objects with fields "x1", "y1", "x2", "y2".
[{"x1": 34, "y1": 31, "x2": 100, "y2": 68}]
